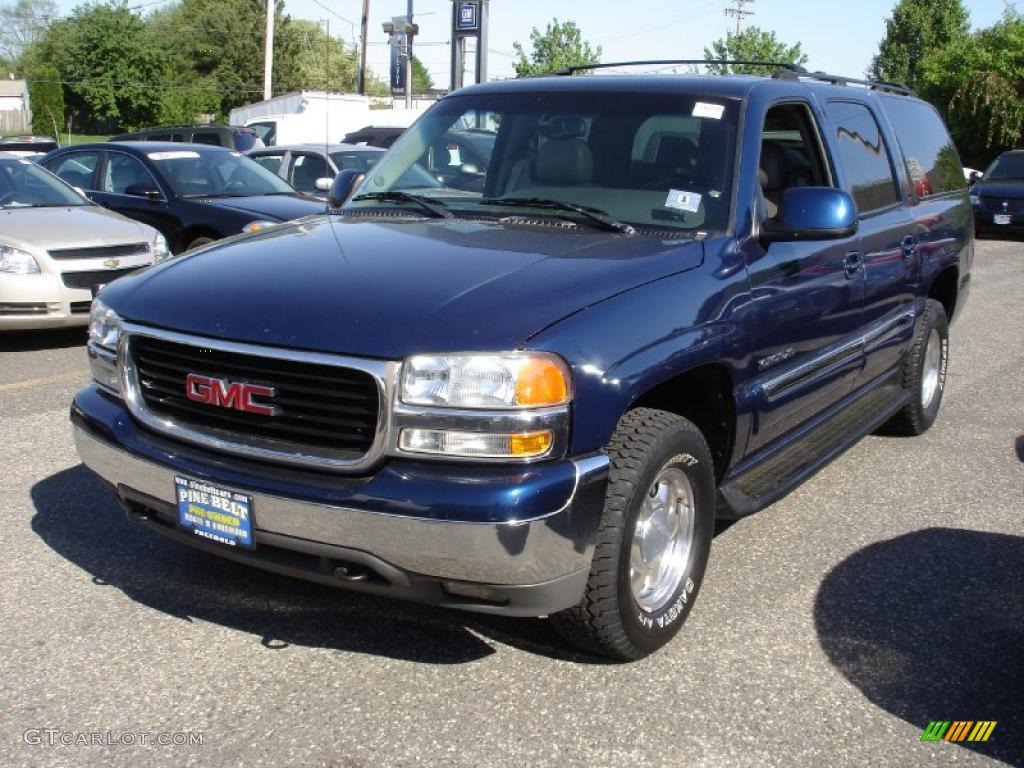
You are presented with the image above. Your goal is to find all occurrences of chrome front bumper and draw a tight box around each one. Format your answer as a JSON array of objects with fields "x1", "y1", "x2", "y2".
[{"x1": 73, "y1": 424, "x2": 609, "y2": 615}]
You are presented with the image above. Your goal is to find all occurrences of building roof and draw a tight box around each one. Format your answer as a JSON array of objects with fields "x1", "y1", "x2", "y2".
[{"x1": 0, "y1": 80, "x2": 27, "y2": 97}]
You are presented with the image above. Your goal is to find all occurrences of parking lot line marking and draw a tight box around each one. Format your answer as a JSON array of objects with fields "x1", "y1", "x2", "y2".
[{"x1": 0, "y1": 371, "x2": 86, "y2": 393}]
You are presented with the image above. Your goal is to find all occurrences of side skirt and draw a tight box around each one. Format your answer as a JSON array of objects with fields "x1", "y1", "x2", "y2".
[{"x1": 717, "y1": 373, "x2": 910, "y2": 519}]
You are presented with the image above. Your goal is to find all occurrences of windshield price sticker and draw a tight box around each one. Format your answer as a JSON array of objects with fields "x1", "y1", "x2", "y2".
[
  {"x1": 148, "y1": 151, "x2": 201, "y2": 161},
  {"x1": 693, "y1": 102, "x2": 725, "y2": 120},
  {"x1": 666, "y1": 189, "x2": 702, "y2": 213}
]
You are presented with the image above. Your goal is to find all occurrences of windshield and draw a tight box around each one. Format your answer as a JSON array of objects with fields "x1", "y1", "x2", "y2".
[
  {"x1": 985, "y1": 153, "x2": 1024, "y2": 181},
  {"x1": 347, "y1": 90, "x2": 738, "y2": 232},
  {"x1": 146, "y1": 149, "x2": 296, "y2": 197},
  {"x1": 0, "y1": 156, "x2": 89, "y2": 208}
]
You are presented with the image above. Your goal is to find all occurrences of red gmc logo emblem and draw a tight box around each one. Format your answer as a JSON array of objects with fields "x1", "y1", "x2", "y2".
[{"x1": 185, "y1": 373, "x2": 277, "y2": 416}]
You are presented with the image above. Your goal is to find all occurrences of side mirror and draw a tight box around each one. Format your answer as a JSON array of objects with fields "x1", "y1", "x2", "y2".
[
  {"x1": 968, "y1": 171, "x2": 981, "y2": 184},
  {"x1": 328, "y1": 169, "x2": 365, "y2": 208},
  {"x1": 314, "y1": 177, "x2": 333, "y2": 192},
  {"x1": 124, "y1": 184, "x2": 162, "y2": 203},
  {"x1": 761, "y1": 187, "x2": 859, "y2": 244}
]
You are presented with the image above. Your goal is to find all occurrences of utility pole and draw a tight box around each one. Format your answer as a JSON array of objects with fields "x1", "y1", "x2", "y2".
[
  {"x1": 263, "y1": 0, "x2": 275, "y2": 100},
  {"x1": 406, "y1": 0, "x2": 414, "y2": 108},
  {"x1": 358, "y1": 0, "x2": 370, "y2": 95},
  {"x1": 724, "y1": 0, "x2": 755, "y2": 36}
]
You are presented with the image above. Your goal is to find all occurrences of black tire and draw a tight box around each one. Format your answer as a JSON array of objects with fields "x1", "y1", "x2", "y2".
[
  {"x1": 883, "y1": 298, "x2": 949, "y2": 436},
  {"x1": 185, "y1": 236, "x2": 216, "y2": 251},
  {"x1": 551, "y1": 408, "x2": 715, "y2": 660}
]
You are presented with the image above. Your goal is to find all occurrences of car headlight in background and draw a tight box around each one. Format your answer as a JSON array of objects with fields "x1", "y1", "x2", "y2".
[
  {"x1": 242, "y1": 220, "x2": 278, "y2": 234},
  {"x1": 87, "y1": 299, "x2": 122, "y2": 394},
  {"x1": 397, "y1": 352, "x2": 571, "y2": 460},
  {"x1": 152, "y1": 232, "x2": 171, "y2": 262},
  {"x1": 0, "y1": 245, "x2": 40, "y2": 274},
  {"x1": 969, "y1": 194, "x2": 980, "y2": 206},
  {"x1": 401, "y1": 353, "x2": 570, "y2": 409}
]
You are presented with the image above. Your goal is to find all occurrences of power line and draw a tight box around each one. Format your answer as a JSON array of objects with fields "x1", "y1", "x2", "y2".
[{"x1": 724, "y1": 0, "x2": 755, "y2": 35}]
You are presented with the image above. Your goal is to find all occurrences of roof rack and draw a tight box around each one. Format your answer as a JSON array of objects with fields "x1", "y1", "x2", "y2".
[
  {"x1": 553, "y1": 60, "x2": 808, "y2": 76},
  {"x1": 772, "y1": 68, "x2": 914, "y2": 95}
]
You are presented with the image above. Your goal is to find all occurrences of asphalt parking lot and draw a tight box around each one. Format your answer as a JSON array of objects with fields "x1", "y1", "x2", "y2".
[{"x1": 1, "y1": 239, "x2": 1021, "y2": 768}]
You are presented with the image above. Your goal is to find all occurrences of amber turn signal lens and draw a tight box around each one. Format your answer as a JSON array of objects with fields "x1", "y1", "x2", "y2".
[
  {"x1": 509, "y1": 431, "x2": 553, "y2": 457},
  {"x1": 515, "y1": 358, "x2": 569, "y2": 407}
]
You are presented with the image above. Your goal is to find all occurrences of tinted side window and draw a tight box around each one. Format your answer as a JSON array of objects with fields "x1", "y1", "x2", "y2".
[
  {"x1": 44, "y1": 152, "x2": 100, "y2": 189},
  {"x1": 824, "y1": 101, "x2": 900, "y2": 213},
  {"x1": 880, "y1": 95, "x2": 965, "y2": 198},
  {"x1": 251, "y1": 153, "x2": 285, "y2": 173},
  {"x1": 103, "y1": 153, "x2": 159, "y2": 194},
  {"x1": 192, "y1": 132, "x2": 223, "y2": 147}
]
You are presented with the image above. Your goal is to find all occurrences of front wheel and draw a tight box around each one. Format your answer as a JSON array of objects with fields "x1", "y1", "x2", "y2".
[{"x1": 551, "y1": 408, "x2": 715, "y2": 660}]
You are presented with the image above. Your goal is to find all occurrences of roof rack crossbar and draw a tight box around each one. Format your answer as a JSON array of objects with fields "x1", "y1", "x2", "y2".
[
  {"x1": 553, "y1": 59, "x2": 808, "y2": 76},
  {"x1": 773, "y1": 68, "x2": 914, "y2": 95}
]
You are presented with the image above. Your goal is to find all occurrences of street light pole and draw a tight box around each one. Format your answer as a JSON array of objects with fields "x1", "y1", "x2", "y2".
[{"x1": 263, "y1": 0, "x2": 275, "y2": 100}]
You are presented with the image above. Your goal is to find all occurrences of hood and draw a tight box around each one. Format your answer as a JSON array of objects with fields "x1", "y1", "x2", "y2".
[
  {"x1": 196, "y1": 193, "x2": 326, "y2": 221},
  {"x1": 102, "y1": 215, "x2": 704, "y2": 359},
  {"x1": 971, "y1": 180, "x2": 1024, "y2": 199},
  {"x1": 0, "y1": 205, "x2": 154, "y2": 251}
]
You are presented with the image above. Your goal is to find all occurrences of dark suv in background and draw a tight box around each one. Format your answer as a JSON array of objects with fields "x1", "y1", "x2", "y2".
[
  {"x1": 72, "y1": 64, "x2": 971, "y2": 660},
  {"x1": 109, "y1": 125, "x2": 262, "y2": 151}
]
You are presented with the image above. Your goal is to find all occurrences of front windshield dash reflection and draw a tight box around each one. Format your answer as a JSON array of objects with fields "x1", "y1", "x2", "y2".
[{"x1": 344, "y1": 90, "x2": 738, "y2": 234}]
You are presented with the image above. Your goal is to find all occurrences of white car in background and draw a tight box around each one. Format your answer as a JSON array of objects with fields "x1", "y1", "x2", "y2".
[{"x1": 0, "y1": 153, "x2": 169, "y2": 330}]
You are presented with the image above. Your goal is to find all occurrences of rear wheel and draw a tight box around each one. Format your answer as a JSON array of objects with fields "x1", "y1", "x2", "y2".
[
  {"x1": 883, "y1": 298, "x2": 949, "y2": 436},
  {"x1": 551, "y1": 408, "x2": 715, "y2": 660}
]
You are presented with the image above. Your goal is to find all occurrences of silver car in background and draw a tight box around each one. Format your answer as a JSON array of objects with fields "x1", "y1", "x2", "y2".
[{"x1": 0, "y1": 152, "x2": 169, "y2": 330}]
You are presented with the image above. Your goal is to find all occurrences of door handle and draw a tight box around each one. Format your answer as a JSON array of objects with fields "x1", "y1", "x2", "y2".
[
  {"x1": 901, "y1": 235, "x2": 919, "y2": 260},
  {"x1": 844, "y1": 251, "x2": 864, "y2": 279}
]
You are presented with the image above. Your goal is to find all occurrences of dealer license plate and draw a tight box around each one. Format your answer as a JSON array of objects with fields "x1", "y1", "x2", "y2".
[
  {"x1": 994, "y1": 214, "x2": 1013, "y2": 225},
  {"x1": 175, "y1": 476, "x2": 254, "y2": 549}
]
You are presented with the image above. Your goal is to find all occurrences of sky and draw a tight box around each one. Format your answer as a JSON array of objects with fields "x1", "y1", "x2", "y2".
[{"x1": 54, "y1": 0, "x2": 1011, "y2": 90}]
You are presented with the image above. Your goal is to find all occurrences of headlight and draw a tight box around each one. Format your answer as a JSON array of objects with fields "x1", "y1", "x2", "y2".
[
  {"x1": 969, "y1": 195, "x2": 980, "y2": 206},
  {"x1": 88, "y1": 299, "x2": 122, "y2": 349},
  {"x1": 400, "y1": 353, "x2": 571, "y2": 409},
  {"x1": 87, "y1": 299, "x2": 122, "y2": 394},
  {"x1": 0, "y1": 245, "x2": 40, "y2": 274},
  {"x1": 242, "y1": 220, "x2": 278, "y2": 233},
  {"x1": 152, "y1": 232, "x2": 171, "y2": 262}
]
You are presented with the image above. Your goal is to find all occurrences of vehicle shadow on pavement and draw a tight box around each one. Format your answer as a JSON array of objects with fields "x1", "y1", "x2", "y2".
[
  {"x1": 814, "y1": 528, "x2": 1024, "y2": 766},
  {"x1": 30, "y1": 465, "x2": 602, "y2": 664},
  {"x1": 0, "y1": 327, "x2": 86, "y2": 352}
]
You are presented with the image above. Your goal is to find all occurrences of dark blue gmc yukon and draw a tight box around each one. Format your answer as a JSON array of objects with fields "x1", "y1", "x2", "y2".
[{"x1": 72, "y1": 66, "x2": 972, "y2": 660}]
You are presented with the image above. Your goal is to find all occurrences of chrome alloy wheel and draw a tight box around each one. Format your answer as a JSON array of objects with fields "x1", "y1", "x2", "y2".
[
  {"x1": 921, "y1": 328, "x2": 943, "y2": 409},
  {"x1": 630, "y1": 465, "x2": 695, "y2": 613}
]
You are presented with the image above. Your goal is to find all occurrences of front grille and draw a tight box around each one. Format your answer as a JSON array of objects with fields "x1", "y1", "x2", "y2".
[
  {"x1": 0, "y1": 302, "x2": 48, "y2": 315},
  {"x1": 62, "y1": 267, "x2": 138, "y2": 290},
  {"x1": 981, "y1": 197, "x2": 1024, "y2": 215},
  {"x1": 49, "y1": 242, "x2": 150, "y2": 260},
  {"x1": 70, "y1": 301, "x2": 92, "y2": 314},
  {"x1": 130, "y1": 335, "x2": 380, "y2": 458}
]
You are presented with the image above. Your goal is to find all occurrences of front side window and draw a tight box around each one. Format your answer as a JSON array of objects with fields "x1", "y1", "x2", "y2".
[
  {"x1": 289, "y1": 153, "x2": 330, "y2": 192},
  {"x1": 824, "y1": 101, "x2": 900, "y2": 214},
  {"x1": 758, "y1": 102, "x2": 832, "y2": 219},
  {"x1": 349, "y1": 91, "x2": 739, "y2": 233},
  {"x1": 44, "y1": 151, "x2": 100, "y2": 190},
  {"x1": 0, "y1": 157, "x2": 91, "y2": 208},
  {"x1": 103, "y1": 153, "x2": 160, "y2": 194}
]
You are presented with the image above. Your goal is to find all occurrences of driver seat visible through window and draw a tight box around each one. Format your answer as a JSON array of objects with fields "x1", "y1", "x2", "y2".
[{"x1": 759, "y1": 103, "x2": 830, "y2": 219}]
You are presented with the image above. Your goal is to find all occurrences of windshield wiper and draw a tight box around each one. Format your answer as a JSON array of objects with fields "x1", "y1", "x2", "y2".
[
  {"x1": 351, "y1": 191, "x2": 451, "y2": 219},
  {"x1": 480, "y1": 197, "x2": 635, "y2": 235}
]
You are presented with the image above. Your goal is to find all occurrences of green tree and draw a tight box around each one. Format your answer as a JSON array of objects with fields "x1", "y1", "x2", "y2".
[
  {"x1": 33, "y1": 3, "x2": 164, "y2": 132},
  {"x1": 703, "y1": 26, "x2": 808, "y2": 74},
  {"x1": 919, "y1": 11, "x2": 1024, "y2": 165},
  {"x1": 26, "y1": 61, "x2": 62, "y2": 134},
  {"x1": 871, "y1": 0, "x2": 969, "y2": 89},
  {"x1": 513, "y1": 18, "x2": 601, "y2": 76},
  {"x1": 0, "y1": 0, "x2": 57, "y2": 72},
  {"x1": 274, "y1": 19, "x2": 360, "y2": 93},
  {"x1": 411, "y1": 55, "x2": 434, "y2": 93}
]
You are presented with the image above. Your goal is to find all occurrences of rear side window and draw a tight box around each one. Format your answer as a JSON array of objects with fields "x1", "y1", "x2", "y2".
[
  {"x1": 191, "y1": 131, "x2": 223, "y2": 147},
  {"x1": 880, "y1": 96, "x2": 965, "y2": 198},
  {"x1": 824, "y1": 101, "x2": 900, "y2": 214}
]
